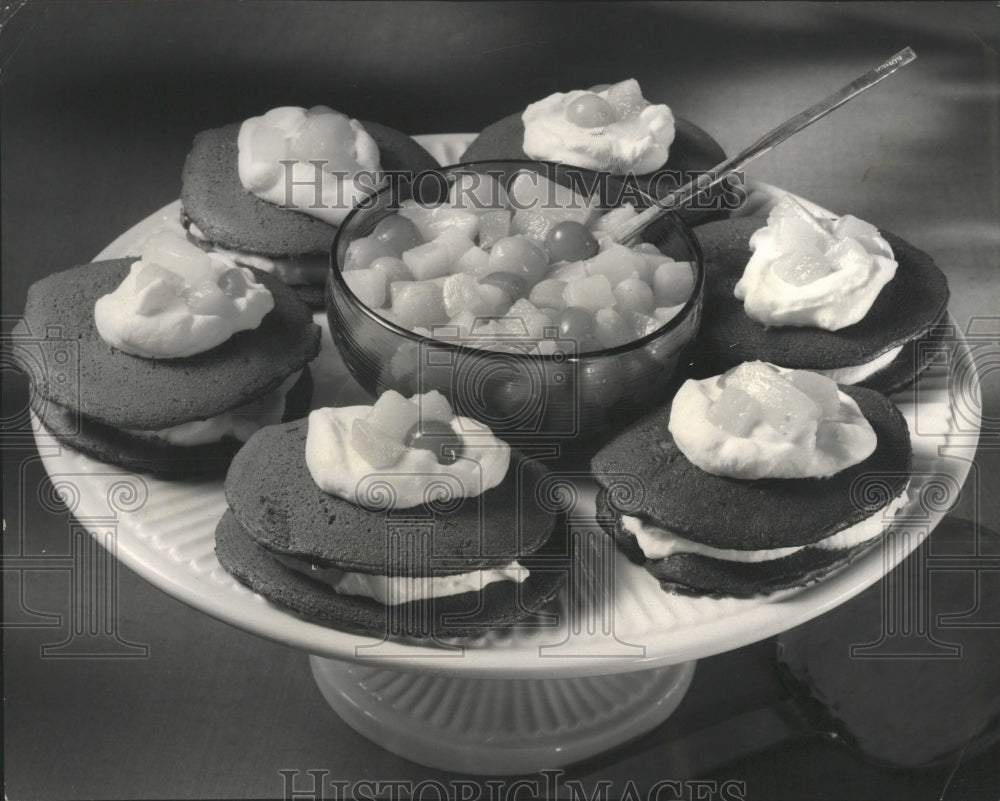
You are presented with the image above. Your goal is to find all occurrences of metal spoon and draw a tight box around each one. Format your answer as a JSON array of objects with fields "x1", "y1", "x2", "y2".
[{"x1": 611, "y1": 47, "x2": 917, "y2": 243}]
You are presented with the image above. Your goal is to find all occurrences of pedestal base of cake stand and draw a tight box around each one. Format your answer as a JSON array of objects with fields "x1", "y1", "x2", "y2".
[{"x1": 309, "y1": 656, "x2": 697, "y2": 775}]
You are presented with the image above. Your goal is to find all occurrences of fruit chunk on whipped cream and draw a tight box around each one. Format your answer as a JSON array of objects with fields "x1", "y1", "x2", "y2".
[
  {"x1": 94, "y1": 231, "x2": 273, "y2": 359},
  {"x1": 305, "y1": 389, "x2": 511, "y2": 509},
  {"x1": 622, "y1": 362, "x2": 907, "y2": 565},
  {"x1": 341, "y1": 170, "x2": 695, "y2": 354},
  {"x1": 669, "y1": 361, "x2": 877, "y2": 480},
  {"x1": 238, "y1": 105, "x2": 382, "y2": 226},
  {"x1": 522, "y1": 79, "x2": 676, "y2": 175},
  {"x1": 736, "y1": 196, "x2": 898, "y2": 331}
]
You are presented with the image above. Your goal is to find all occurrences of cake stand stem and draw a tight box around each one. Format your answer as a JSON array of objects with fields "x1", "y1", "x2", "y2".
[{"x1": 309, "y1": 656, "x2": 696, "y2": 775}]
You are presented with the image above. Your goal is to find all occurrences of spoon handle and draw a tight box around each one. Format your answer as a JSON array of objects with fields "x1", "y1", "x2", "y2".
[{"x1": 613, "y1": 47, "x2": 917, "y2": 243}]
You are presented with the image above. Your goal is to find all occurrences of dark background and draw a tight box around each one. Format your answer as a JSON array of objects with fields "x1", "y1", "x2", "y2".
[{"x1": 3, "y1": 2, "x2": 999, "y2": 799}]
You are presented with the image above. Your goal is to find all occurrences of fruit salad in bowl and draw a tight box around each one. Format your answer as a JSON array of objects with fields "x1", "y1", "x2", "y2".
[{"x1": 326, "y1": 160, "x2": 704, "y2": 439}]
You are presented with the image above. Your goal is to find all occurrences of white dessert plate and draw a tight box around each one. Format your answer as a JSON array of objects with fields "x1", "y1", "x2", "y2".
[{"x1": 33, "y1": 134, "x2": 978, "y2": 679}]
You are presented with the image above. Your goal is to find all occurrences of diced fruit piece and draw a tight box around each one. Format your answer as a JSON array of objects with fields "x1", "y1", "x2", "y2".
[
  {"x1": 454, "y1": 245, "x2": 492, "y2": 278},
  {"x1": 594, "y1": 307, "x2": 633, "y2": 349},
  {"x1": 135, "y1": 262, "x2": 184, "y2": 291},
  {"x1": 549, "y1": 260, "x2": 589, "y2": 282},
  {"x1": 488, "y1": 236, "x2": 549, "y2": 285},
  {"x1": 135, "y1": 281, "x2": 179, "y2": 316},
  {"x1": 562, "y1": 274, "x2": 615, "y2": 312},
  {"x1": 351, "y1": 418, "x2": 406, "y2": 468},
  {"x1": 478, "y1": 210, "x2": 512, "y2": 250},
  {"x1": 373, "y1": 214, "x2": 423, "y2": 256},
  {"x1": 772, "y1": 250, "x2": 833, "y2": 286},
  {"x1": 480, "y1": 271, "x2": 527, "y2": 303},
  {"x1": 449, "y1": 173, "x2": 507, "y2": 213},
  {"x1": 344, "y1": 236, "x2": 394, "y2": 271},
  {"x1": 605, "y1": 79, "x2": 646, "y2": 119},
  {"x1": 511, "y1": 209, "x2": 555, "y2": 247},
  {"x1": 632, "y1": 242, "x2": 661, "y2": 255},
  {"x1": 342, "y1": 268, "x2": 387, "y2": 308},
  {"x1": 706, "y1": 386, "x2": 764, "y2": 437},
  {"x1": 405, "y1": 419, "x2": 464, "y2": 465},
  {"x1": 631, "y1": 244, "x2": 671, "y2": 282},
  {"x1": 475, "y1": 283, "x2": 511, "y2": 315},
  {"x1": 529, "y1": 278, "x2": 568, "y2": 310},
  {"x1": 507, "y1": 171, "x2": 596, "y2": 226},
  {"x1": 402, "y1": 241, "x2": 453, "y2": 281},
  {"x1": 369, "y1": 256, "x2": 413, "y2": 285},
  {"x1": 390, "y1": 281, "x2": 447, "y2": 329},
  {"x1": 586, "y1": 243, "x2": 644, "y2": 286},
  {"x1": 546, "y1": 220, "x2": 600, "y2": 262},
  {"x1": 653, "y1": 305, "x2": 685, "y2": 326},
  {"x1": 433, "y1": 228, "x2": 475, "y2": 263},
  {"x1": 558, "y1": 306, "x2": 595, "y2": 341},
  {"x1": 416, "y1": 390, "x2": 454, "y2": 424},
  {"x1": 142, "y1": 232, "x2": 213, "y2": 283},
  {"x1": 506, "y1": 298, "x2": 554, "y2": 339},
  {"x1": 720, "y1": 361, "x2": 779, "y2": 387},
  {"x1": 444, "y1": 310, "x2": 477, "y2": 340},
  {"x1": 626, "y1": 310, "x2": 662, "y2": 339},
  {"x1": 398, "y1": 200, "x2": 479, "y2": 241},
  {"x1": 825, "y1": 237, "x2": 871, "y2": 271},
  {"x1": 832, "y1": 215, "x2": 882, "y2": 252},
  {"x1": 593, "y1": 204, "x2": 638, "y2": 234},
  {"x1": 249, "y1": 124, "x2": 290, "y2": 163},
  {"x1": 185, "y1": 281, "x2": 235, "y2": 317},
  {"x1": 772, "y1": 216, "x2": 835, "y2": 255},
  {"x1": 768, "y1": 195, "x2": 831, "y2": 234},
  {"x1": 443, "y1": 273, "x2": 500, "y2": 317},
  {"x1": 723, "y1": 362, "x2": 821, "y2": 440},
  {"x1": 295, "y1": 113, "x2": 355, "y2": 167},
  {"x1": 785, "y1": 370, "x2": 841, "y2": 418},
  {"x1": 614, "y1": 277, "x2": 655, "y2": 314},
  {"x1": 653, "y1": 261, "x2": 695, "y2": 306},
  {"x1": 217, "y1": 268, "x2": 249, "y2": 298},
  {"x1": 566, "y1": 92, "x2": 617, "y2": 128},
  {"x1": 368, "y1": 390, "x2": 421, "y2": 441}
]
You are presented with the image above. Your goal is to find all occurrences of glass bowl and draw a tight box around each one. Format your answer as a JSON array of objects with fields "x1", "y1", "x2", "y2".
[{"x1": 326, "y1": 160, "x2": 704, "y2": 442}]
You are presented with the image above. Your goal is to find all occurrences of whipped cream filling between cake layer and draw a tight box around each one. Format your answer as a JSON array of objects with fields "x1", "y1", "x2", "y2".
[
  {"x1": 271, "y1": 552, "x2": 528, "y2": 605},
  {"x1": 186, "y1": 223, "x2": 329, "y2": 286},
  {"x1": 623, "y1": 489, "x2": 909, "y2": 563},
  {"x1": 806, "y1": 345, "x2": 904, "y2": 385},
  {"x1": 126, "y1": 370, "x2": 301, "y2": 446}
]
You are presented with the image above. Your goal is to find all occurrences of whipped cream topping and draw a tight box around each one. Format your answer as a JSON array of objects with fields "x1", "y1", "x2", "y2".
[
  {"x1": 125, "y1": 371, "x2": 300, "y2": 446},
  {"x1": 305, "y1": 402, "x2": 510, "y2": 510},
  {"x1": 237, "y1": 106, "x2": 382, "y2": 226},
  {"x1": 521, "y1": 79, "x2": 675, "y2": 175},
  {"x1": 735, "y1": 196, "x2": 897, "y2": 331},
  {"x1": 623, "y1": 489, "x2": 908, "y2": 563},
  {"x1": 94, "y1": 232, "x2": 274, "y2": 359},
  {"x1": 186, "y1": 222, "x2": 328, "y2": 286},
  {"x1": 668, "y1": 363, "x2": 877, "y2": 480},
  {"x1": 272, "y1": 553, "x2": 527, "y2": 605}
]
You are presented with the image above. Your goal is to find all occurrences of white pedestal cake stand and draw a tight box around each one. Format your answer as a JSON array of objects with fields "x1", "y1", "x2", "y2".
[{"x1": 27, "y1": 134, "x2": 978, "y2": 774}]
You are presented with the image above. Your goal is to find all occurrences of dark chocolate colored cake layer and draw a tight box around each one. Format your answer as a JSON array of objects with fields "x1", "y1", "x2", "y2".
[
  {"x1": 12, "y1": 259, "x2": 320, "y2": 429},
  {"x1": 591, "y1": 384, "x2": 911, "y2": 550},
  {"x1": 181, "y1": 120, "x2": 440, "y2": 257}
]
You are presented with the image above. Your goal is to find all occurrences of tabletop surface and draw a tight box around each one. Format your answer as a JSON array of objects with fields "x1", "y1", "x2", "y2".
[{"x1": 3, "y1": 2, "x2": 999, "y2": 799}]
